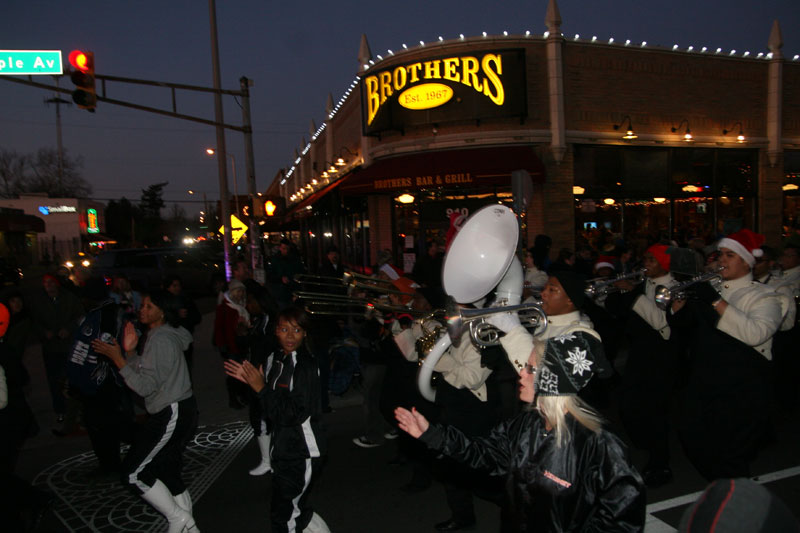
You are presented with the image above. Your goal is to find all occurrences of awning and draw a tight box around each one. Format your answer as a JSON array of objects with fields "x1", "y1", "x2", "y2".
[
  {"x1": 0, "y1": 213, "x2": 45, "y2": 232},
  {"x1": 339, "y1": 145, "x2": 545, "y2": 195},
  {"x1": 286, "y1": 178, "x2": 344, "y2": 216}
]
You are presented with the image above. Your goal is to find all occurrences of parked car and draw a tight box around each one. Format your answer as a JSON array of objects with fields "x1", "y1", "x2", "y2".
[{"x1": 89, "y1": 247, "x2": 223, "y2": 295}]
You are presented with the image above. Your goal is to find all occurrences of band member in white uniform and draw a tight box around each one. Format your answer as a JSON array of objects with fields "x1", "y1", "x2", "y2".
[{"x1": 667, "y1": 229, "x2": 785, "y2": 480}]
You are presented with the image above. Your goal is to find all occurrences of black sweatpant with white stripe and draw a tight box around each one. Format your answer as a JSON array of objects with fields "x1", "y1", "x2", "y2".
[
  {"x1": 121, "y1": 396, "x2": 198, "y2": 496},
  {"x1": 271, "y1": 456, "x2": 322, "y2": 532}
]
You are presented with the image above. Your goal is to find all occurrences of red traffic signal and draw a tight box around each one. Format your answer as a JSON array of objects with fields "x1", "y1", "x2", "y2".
[
  {"x1": 68, "y1": 50, "x2": 91, "y2": 72},
  {"x1": 68, "y1": 50, "x2": 96, "y2": 112}
]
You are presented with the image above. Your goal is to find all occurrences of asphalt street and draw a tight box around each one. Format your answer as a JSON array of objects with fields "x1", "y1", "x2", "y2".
[{"x1": 13, "y1": 298, "x2": 800, "y2": 532}]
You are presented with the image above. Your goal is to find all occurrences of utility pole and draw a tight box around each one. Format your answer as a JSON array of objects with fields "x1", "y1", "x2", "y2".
[
  {"x1": 44, "y1": 76, "x2": 71, "y2": 191},
  {"x1": 208, "y1": 0, "x2": 232, "y2": 280}
]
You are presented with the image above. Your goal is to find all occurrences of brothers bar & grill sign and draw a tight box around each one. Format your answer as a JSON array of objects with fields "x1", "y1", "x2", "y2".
[{"x1": 361, "y1": 48, "x2": 527, "y2": 135}]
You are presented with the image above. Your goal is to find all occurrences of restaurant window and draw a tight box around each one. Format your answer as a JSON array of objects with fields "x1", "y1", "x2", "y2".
[
  {"x1": 574, "y1": 146, "x2": 758, "y2": 246},
  {"x1": 783, "y1": 151, "x2": 800, "y2": 236}
]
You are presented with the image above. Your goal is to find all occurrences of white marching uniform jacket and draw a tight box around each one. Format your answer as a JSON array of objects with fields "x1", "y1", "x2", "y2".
[
  {"x1": 631, "y1": 274, "x2": 674, "y2": 340},
  {"x1": 394, "y1": 320, "x2": 491, "y2": 401},
  {"x1": 715, "y1": 274, "x2": 785, "y2": 360},
  {"x1": 767, "y1": 264, "x2": 800, "y2": 330},
  {"x1": 499, "y1": 310, "x2": 600, "y2": 372}
]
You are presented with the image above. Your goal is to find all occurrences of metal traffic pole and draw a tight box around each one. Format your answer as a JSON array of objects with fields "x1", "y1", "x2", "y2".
[
  {"x1": 240, "y1": 76, "x2": 265, "y2": 284},
  {"x1": 208, "y1": 0, "x2": 232, "y2": 280}
]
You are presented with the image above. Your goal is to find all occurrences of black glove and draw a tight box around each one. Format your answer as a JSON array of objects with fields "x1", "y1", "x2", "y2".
[{"x1": 688, "y1": 281, "x2": 720, "y2": 306}]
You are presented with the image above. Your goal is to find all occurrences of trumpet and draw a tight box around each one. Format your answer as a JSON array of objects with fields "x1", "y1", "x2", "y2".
[
  {"x1": 654, "y1": 266, "x2": 724, "y2": 310},
  {"x1": 584, "y1": 268, "x2": 647, "y2": 299},
  {"x1": 446, "y1": 299, "x2": 548, "y2": 348}
]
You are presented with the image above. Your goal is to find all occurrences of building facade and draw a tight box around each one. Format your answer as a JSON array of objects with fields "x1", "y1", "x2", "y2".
[
  {"x1": 268, "y1": 0, "x2": 800, "y2": 273},
  {"x1": 0, "y1": 195, "x2": 105, "y2": 264}
]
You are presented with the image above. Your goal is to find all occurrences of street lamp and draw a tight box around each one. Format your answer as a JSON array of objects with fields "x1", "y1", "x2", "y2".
[{"x1": 206, "y1": 148, "x2": 239, "y2": 217}]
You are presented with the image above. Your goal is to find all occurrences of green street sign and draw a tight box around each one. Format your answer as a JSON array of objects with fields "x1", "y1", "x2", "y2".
[{"x1": 0, "y1": 50, "x2": 62, "y2": 75}]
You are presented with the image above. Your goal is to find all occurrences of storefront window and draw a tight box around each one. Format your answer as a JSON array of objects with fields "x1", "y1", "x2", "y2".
[
  {"x1": 574, "y1": 146, "x2": 758, "y2": 246},
  {"x1": 783, "y1": 151, "x2": 800, "y2": 237}
]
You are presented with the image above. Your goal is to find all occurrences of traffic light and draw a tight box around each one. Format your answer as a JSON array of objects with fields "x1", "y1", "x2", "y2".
[
  {"x1": 68, "y1": 50, "x2": 96, "y2": 112},
  {"x1": 263, "y1": 197, "x2": 285, "y2": 217}
]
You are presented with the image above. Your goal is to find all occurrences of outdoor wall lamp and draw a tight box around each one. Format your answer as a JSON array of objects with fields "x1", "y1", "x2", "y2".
[
  {"x1": 671, "y1": 119, "x2": 692, "y2": 141},
  {"x1": 336, "y1": 146, "x2": 358, "y2": 166},
  {"x1": 613, "y1": 115, "x2": 638, "y2": 139},
  {"x1": 722, "y1": 122, "x2": 746, "y2": 143}
]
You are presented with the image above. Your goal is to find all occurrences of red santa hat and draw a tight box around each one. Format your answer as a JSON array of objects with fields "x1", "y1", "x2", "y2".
[
  {"x1": 594, "y1": 255, "x2": 616, "y2": 272},
  {"x1": 646, "y1": 244, "x2": 671, "y2": 272},
  {"x1": 717, "y1": 229, "x2": 765, "y2": 267}
]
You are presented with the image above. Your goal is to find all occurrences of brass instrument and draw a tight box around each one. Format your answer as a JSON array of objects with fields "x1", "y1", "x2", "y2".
[
  {"x1": 294, "y1": 290, "x2": 427, "y2": 317},
  {"x1": 414, "y1": 312, "x2": 445, "y2": 358},
  {"x1": 654, "y1": 266, "x2": 724, "y2": 310},
  {"x1": 293, "y1": 272, "x2": 412, "y2": 296},
  {"x1": 446, "y1": 299, "x2": 548, "y2": 348},
  {"x1": 584, "y1": 268, "x2": 647, "y2": 299}
]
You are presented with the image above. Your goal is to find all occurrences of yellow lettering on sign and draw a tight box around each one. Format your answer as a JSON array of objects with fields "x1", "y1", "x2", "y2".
[
  {"x1": 461, "y1": 56, "x2": 481, "y2": 91},
  {"x1": 442, "y1": 58, "x2": 460, "y2": 82},
  {"x1": 364, "y1": 52, "x2": 507, "y2": 126},
  {"x1": 365, "y1": 76, "x2": 380, "y2": 125},
  {"x1": 398, "y1": 83, "x2": 454, "y2": 110},
  {"x1": 482, "y1": 53, "x2": 504, "y2": 105}
]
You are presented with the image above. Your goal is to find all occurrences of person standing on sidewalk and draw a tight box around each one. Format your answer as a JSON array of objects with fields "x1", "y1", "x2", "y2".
[{"x1": 92, "y1": 290, "x2": 199, "y2": 533}]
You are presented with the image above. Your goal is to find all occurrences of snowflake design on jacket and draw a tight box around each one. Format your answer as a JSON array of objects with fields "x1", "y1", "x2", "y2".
[
  {"x1": 553, "y1": 332, "x2": 577, "y2": 344},
  {"x1": 565, "y1": 347, "x2": 593, "y2": 376}
]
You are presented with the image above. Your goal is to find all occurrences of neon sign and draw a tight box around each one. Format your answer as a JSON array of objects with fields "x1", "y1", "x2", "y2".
[{"x1": 87, "y1": 208, "x2": 99, "y2": 234}]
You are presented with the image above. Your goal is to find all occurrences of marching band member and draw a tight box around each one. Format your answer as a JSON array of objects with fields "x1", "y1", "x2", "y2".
[
  {"x1": 225, "y1": 306, "x2": 329, "y2": 533},
  {"x1": 92, "y1": 291, "x2": 199, "y2": 533},
  {"x1": 769, "y1": 244, "x2": 800, "y2": 410},
  {"x1": 394, "y1": 295, "x2": 646, "y2": 531},
  {"x1": 426, "y1": 302, "x2": 496, "y2": 532},
  {"x1": 489, "y1": 270, "x2": 615, "y2": 398},
  {"x1": 605, "y1": 244, "x2": 678, "y2": 488},
  {"x1": 667, "y1": 229, "x2": 785, "y2": 480}
]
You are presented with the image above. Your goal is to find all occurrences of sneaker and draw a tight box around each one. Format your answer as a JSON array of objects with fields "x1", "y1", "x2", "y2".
[
  {"x1": 352, "y1": 436, "x2": 380, "y2": 448},
  {"x1": 384, "y1": 429, "x2": 399, "y2": 440}
]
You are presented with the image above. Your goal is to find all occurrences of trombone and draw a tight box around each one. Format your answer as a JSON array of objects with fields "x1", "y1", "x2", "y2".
[
  {"x1": 294, "y1": 272, "x2": 411, "y2": 296},
  {"x1": 584, "y1": 268, "x2": 647, "y2": 299},
  {"x1": 293, "y1": 290, "x2": 428, "y2": 317},
  {"x1": 654, "y1": 266, "x2": 724, "y2": 310}
]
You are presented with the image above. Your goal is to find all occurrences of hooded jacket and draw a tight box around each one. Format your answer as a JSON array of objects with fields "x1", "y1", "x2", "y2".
[
  {"x1": 119, "y1": 324, "x2": 193, "y2": 414},
  {"x1": 421, "y1": 410, "x2": 646, "y2": 532}
]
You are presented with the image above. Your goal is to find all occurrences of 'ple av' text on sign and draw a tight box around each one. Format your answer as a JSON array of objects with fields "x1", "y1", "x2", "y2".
[{"x1": 0, "y1": 50, "x2": 62, "y2": 75}]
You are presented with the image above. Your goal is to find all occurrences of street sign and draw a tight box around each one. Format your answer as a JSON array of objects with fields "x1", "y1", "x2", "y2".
[
  {"x1": 218, "y1": 214, "x2": 248, "y2": 243},
  {"x1": 0, "y1": 50, "x2": 62, "y2": 75}
]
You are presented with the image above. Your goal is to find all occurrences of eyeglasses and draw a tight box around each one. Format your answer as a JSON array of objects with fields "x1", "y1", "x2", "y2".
[{"x1": 523, "y1": 363, "x2": 537, "y2": 375}]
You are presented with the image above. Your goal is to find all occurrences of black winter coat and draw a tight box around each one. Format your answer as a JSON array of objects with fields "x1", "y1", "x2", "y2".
[{"x1": 421, "y1": 410, "x2": 646, "y2": 532}]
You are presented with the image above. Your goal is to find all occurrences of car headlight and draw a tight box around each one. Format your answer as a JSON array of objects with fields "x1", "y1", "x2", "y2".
[{"x1": 65, "y1": 261, "x2": 74, "y2": 268}]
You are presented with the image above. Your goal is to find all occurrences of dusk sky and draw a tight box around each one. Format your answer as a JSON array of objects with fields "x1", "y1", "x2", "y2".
[{"x1": 1, "y1": 0, "x2": 798, "y2": 214}]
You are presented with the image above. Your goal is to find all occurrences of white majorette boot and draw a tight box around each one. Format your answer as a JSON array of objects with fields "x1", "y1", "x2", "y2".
[
  {"x1": 303, "y1": 512, "x2": 331, "y2": 533},
  {"x1": 141, "y1": 479, "x2": 200, "y2": 533},
  {"x1": 175, "y1": 490, "x2": 192, "y2": 513},
  {"x1": 249, "y1": 434, "x2": 272, "y2": 476}
]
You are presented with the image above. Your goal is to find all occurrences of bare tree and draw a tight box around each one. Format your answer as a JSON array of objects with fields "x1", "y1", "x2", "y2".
[
  {"x1": 26, "y1": 148, "x2": 92, "y2": 198},
  {"x1": 0, "y1": 149, "x2": 28, "y2": 198}
]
